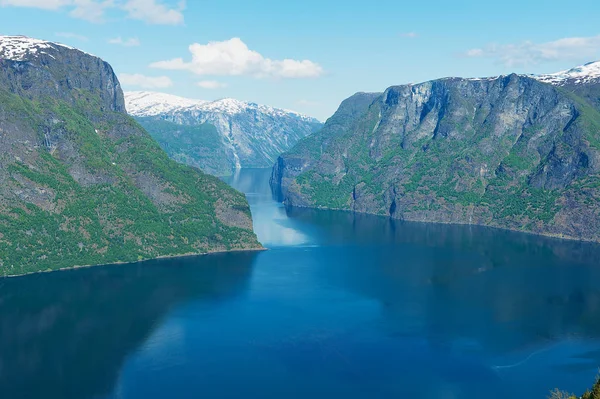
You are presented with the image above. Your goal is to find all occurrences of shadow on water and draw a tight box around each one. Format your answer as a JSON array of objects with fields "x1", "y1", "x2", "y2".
[
  {"x1": 286, "y1": 205, "x2": 600, "y2": 264},
  {"x1": 285, "y1": 207, "x2": 600, "y2": 359},
  {"x1": 3, "y1": 168, "x2": 600, "y2": 399},
  {"x1": 222, "y1": 169, "x2": 600, "y2": 397},
  {"x1": 262, "y1": 208, "x2": 600, "y2": 398},
  {"x1": 0, "y1": 252, "x2": 258, "y2": 399}
]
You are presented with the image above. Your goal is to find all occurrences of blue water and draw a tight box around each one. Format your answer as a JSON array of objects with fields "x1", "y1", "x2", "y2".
[{"x1": 2, "y1": 168, "x2": 600, "y2": 399}]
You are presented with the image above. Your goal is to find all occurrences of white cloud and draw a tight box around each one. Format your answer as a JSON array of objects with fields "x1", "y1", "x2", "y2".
[
  {"x1": 109, "y1": 36, "x2": 140, "y2": 47},
  {"x1": 0, "y1": 0, "x2": 113, "y2": 22},
  {"x1": 0, "y1": 0, "x2": 70, "y2": 9},
  {"x1": 69, "y1": 0, "x2": 113, "y2": 22},
  {"x1": 123, "y1": 0, "x2": 185, "y2": 25},
  {"x1": 55, "y1": 32, "x2": 89, "y2": 41},
  {"x1": 465, "y1": 48, "x2": 483, "y2": 57},
  {"x1": 465, "y1": 35, "x2": 600, "y2": 67},
  {"x1": 197, "y1": 80, "x2": 227, "y2": 89},
  {"x1": 119, "y1": 73, "x2": 173, "y2": 88},
  {"x1": 401, "y1": 32, "x2": 418, "y2": 38},
  {"x1": 150, "y1": 37, "x2": 324, "y2": 79},
  {"x1": 0, "y1": 0, "x2": 184, "y2": 25}
]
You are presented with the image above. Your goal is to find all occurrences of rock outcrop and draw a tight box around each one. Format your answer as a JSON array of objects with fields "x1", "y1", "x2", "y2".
[
  {"x1": 273, "y1": 63, "x2": 600, "y2": 242},
  {"x1": 125, "y1": 91, "x2": 322, "y2": 176},
  {"x1": 0, "y1": 36, "x2": 261, "y2": 276}
]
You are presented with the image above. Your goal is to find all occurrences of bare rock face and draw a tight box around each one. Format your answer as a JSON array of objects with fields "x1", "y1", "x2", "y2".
[
  {"x1": 214, "y1": 198, "x2": 254, "y2": 231},
  {"x1": 0, "y1": 36, "x2": 124, "y2": 113},
  {"x1": 273, "y1": 66, "x2": 600, "y2": 242},
  {"x1": 0, "y1": 36, "x2": 261, "y2": 276}
]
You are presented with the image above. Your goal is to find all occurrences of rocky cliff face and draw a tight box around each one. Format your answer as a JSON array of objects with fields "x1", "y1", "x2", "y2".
[
  {"x1": 535, "y1": 60, "x2": 600, "y2": 111},
  {"x1": 0, "y1": 36, "x2": 124, "y2": 113},
  {"x1": 273, "y1": 63, "x2": 600, "y2": 242},
  {"x1": 0, "y1": 36, "x2": 261, "y2": 276},
  {"x1": 125, "y1": 91, "x2": 322, "y2": 176}
]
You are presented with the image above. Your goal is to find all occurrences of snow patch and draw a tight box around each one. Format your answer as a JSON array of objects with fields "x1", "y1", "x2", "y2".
[
  {"x1": 124, "y1": 91, "x2": 319, "y2": 123},
  {"x1": 533, "y1": 61, "x2": 600, "y2": 86},
  {"x1": 123, "y1": 91, "x2": 208, "y2": 116},
  {"x1": 0, "y1": 35, "x2": 95, "y2": 61}
]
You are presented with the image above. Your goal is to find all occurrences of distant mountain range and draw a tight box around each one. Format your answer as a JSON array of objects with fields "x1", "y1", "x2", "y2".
[
  {"x1": 0, "y1": 35, "x2": 261, "y2": 276},
  {"x1": 273, "y1": 61, "x2": 600, "y2": 242},
  {"x1": 125, "y1": 91, "x2": 322, "y2": 176}
]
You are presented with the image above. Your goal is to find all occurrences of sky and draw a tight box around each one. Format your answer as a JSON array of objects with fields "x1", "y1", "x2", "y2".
[{"x1": 0, "y1": 0, "x2": 600, "y2": 120}]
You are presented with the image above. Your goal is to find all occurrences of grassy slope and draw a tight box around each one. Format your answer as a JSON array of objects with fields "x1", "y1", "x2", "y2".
[
  {"x1": 290, "y1": 88, "x2": 600, "y2": 234},
  {"x1": 135, "y1": 117, "x2": 233, "y2": 176},
  {"x1": 0, "y1": 90, "x2": 260, "y2": 276}
]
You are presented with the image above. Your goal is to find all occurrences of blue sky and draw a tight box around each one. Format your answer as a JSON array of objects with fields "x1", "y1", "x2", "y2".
[{"x1": 1, "y1": 0, "x2": 599, "y2": 120}]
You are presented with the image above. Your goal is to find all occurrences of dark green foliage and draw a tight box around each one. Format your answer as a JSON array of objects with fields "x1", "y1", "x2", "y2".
[
  {"x1": 136, "y1": 117, "x2": 234, "y2": 176},
  {"x1": 551, "y1": 375, "x2": 600, "y2": 399},
  {"x1": 273, "y1": 76, "x2": 600, "y2": 242},
  {"x1": 581, "y1": 376, "x2": 600, "y2": 399},
  {"x1": 0, "y1": 89, "x2": 260, "y2": 276}
]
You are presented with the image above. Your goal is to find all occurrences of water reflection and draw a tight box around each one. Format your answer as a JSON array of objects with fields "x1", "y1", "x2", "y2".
[
  {"x1": 287, "y1": 206, "x2": 600, "y2": 263},
  {"x1": 286, "y1": 207, "x2": 600, "y2": 348},
  {"x1": 278, "y1": 207, "x2": 600, "y2": 396},
  {"x1": 226, "y1": 169, "x2": 310, "y2": 247},
  {"x1": 3, "y1": 168, "x2": 600, "y2": 399},
  {"x1": 0, "y1": 252, "x2": 257, "y2": 399}
]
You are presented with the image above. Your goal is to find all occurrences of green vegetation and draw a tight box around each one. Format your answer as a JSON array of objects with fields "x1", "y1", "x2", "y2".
[
  {"x1": 0, "y1": 89, "x2": 260, "y2": 276},
  {"x1": 297, "y1": 171, "x2": 356, "y2": 209},
  {"x1": 559, "y1": 87, "x2": 600, "y2": 150},
  {"x1": 550, "y1": 375, "x2": 600, "y2": 399},
  {"x1": 276, "y1": 76, "x2": 600, "y2": 241},
  {"x1": 294, "y1": 108, "x2": 563, "y2": 224},
  {"x1": 136, "y1": 117, "x2": 234, "y2": 176}
]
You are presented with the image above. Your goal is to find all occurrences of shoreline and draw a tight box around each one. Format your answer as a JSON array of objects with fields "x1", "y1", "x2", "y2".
[
  {"x1": 283, "y1": 202, "x2": 600, "y2": 245},
  {"x1": 2, "y1": 246, "x2": 267, "y2": 279}
]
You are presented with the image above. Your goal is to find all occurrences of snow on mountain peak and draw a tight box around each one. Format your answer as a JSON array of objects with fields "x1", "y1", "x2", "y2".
[
  {"x1": 0, "y1": 35, "x2": 90, "y2": 61},
  {"x1": 533, "y1": 61, "x2": 600, "y2": 85},
  {"x1": 123, "y1": 91, "x2": 208, "y2": 116},
  {"x1": 124, "y1": 91, "x2": 318, "y2": 122}
]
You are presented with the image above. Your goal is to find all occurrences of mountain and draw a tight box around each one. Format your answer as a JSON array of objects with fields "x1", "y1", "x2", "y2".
[
  {"x1": 534, "y1": 61, "x2": 600, "y2": 111},
  {"x1": 272, "y1": 61, "x2": 600, "y2": 242},
  {"x1": 534, "y1": 61, "x2": 600, "y2": 86},
  {"x1": 0, "y1": 35, "x2": 261, "y2": 276},
  {"x1": 125, "y1": 91, "x2": 323, "y2": 176}
]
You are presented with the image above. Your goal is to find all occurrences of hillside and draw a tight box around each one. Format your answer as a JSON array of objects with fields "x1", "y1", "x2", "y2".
[
  {"x1": 272, "y1": 62, "x2": 600, "y2": 242},
  {"x1": 0, "y1": 36, "x2": 261, "y2": 276},
  {"x1": 125, "y1": 91, "x2": 322, "y2": 176}
]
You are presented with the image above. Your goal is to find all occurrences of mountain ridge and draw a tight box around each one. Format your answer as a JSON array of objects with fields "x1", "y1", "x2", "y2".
[
  {"x1": 0, "y1": 34, "x2": 97, "y2": 60},
  {"x1": 125, "y1": 91, "x2": 320, "y2": 122},
  {"x1": 272, "y1": 62, "x2": 600, "y2": 243},
  {"x1": 534, "y1": 60, "x2": 600, "y2": 85},
  {"x1": 125, "y1": 91, "x2": 323, "y2": 176},
  {"x1": 0, "y1": 35, "x2": 261, "y2": 276}
]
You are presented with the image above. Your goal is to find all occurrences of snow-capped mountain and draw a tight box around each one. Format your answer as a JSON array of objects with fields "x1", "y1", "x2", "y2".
[
  {"x1": 532, "y1": 61, "x2": 600, "y2": 112},
  {"x1": 0, "y1": 35, "x2": 124, "y2": 113},
  {"x1": 125, "y1": 91, "x2": 209, "y2": 115},
  {"x1": 534, "y1": 61, "x2": 600, "y2": 86},
  {"x1": 125, "y1": 91, "x2": 322, "y2": 176},
  {"x1": 0, "y1": 35, "x2": 94, "y2": 60},
  {"x1": 457, "y1": 61, "x2": 600, "y2": 86},
  {"x1": 125, "y1": 91, "x2": 317, "y2": 122}
]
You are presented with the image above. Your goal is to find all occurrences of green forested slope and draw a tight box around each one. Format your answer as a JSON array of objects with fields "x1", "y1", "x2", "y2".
[
  {"x1": 273, "y1": 74, "x2": 600, "y2": 242},
  {"x1": 0, "y1": 37, "x2": 261, "y2": 276}
]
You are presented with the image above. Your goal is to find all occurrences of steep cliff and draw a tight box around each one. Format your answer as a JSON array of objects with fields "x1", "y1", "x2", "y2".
[
  {"x1": 125, "y1": 91, "x2": 322, "y2": 176},
  {"x1": 273, "y1": 63, "x2": 600, "y2": 242},
  {"x1": 0, "y1": 36, "x2": 261, "y2": 276}
]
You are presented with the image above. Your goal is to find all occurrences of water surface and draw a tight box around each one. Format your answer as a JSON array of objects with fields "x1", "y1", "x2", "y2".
[{"x1": 2, "y1": 168, "x2": 600, "y2": 399}]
